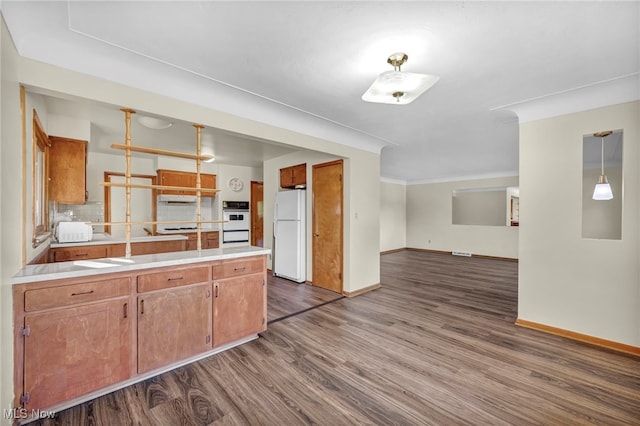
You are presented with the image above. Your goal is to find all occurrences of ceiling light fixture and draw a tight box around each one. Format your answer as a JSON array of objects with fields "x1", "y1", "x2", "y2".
[
  {"x1": 362, "y1": 52, "x2": 439, "y2": 105},
  {"x1": 592, "y1": 130, "x2": 614, "y2": 201},
  {"x1": 137, "y1": 116, "x2": 173, "y2": 130}
]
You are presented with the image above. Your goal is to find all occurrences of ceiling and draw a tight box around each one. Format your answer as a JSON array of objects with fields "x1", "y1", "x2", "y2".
[{"x1": 1, "y1": 1, "x2": 638, "y2": 183}]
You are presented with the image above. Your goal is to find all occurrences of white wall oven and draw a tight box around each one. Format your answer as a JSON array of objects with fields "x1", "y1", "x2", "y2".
[{"x1": 222, "y1": 201, "x2": 250, "y2": 243}]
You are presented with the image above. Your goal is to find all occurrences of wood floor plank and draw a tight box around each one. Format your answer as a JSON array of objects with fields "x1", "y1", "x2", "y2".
[{"x1": 35, "y1": 250, "x2": 639, "y2": 425}]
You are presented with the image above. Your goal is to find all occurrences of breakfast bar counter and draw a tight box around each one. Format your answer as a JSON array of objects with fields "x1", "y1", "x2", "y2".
[{"x1": 12, "y1": 246, "x2": 270, "y2": 420}]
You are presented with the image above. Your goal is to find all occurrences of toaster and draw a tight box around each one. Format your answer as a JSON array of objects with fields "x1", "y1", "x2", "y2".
[{"x1": 56, "y1": 221, "x2": 93, "y2": 243}]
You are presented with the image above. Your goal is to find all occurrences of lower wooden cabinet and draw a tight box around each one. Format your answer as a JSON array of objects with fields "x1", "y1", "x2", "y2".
[
  {"x1": 51, "y1": 245, "x2": 108, "y2": 262},
  {"x1": 137, "y1": 283, "x2": 212, "y2": 373},
  {"x1": 13, "y1": 254, "x2": 266, "y2": 416},
  {"x1": 22, "y1": 297, "x2": 131, "y2": 410},
  {"x1": 50, "y1": 239, "x2": 188, "y2": 262},
  {"x1": 213, "y1": 273, "x2": 266, "y2": 347},
  {"x1": 185, "y1": 231, "x2": 220, "y2": 251}
]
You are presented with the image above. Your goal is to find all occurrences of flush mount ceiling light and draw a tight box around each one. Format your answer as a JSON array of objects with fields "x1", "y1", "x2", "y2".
[
  {"x1": 362, "y1": 52, "x2": 440, "y2": 105},
  {"x1": 592, "y1": 130, "x2": 614, "y2": 201},
  {"x1": 137, "y1": 116, "x2": 173, "y2": 130}
]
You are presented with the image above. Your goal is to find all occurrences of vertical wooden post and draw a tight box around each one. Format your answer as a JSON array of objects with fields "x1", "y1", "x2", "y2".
[
  {"x1": 121, "y1": 108, "x2": 136, "y2": 258},
  {"x1": 194, "y1": 124, "x2": 204, "y2": 252}
]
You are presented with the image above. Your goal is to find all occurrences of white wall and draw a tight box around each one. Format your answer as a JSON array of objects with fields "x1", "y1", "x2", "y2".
[
  {"x1": 519, "y1": 101, "x2": 639, "y2": 346},
  {"x1": 406, "y1": 176, "x2": 520, "y2": 259},
  {"x1": 380, "y1": 181, "x2": 406, "y2": 252},
  {"x1": 1, "y1": 15, "x2": 21, "y2": 423}
]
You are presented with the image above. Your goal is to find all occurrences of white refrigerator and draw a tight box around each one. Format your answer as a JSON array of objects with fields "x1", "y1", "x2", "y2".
[{"x1": 273, "y1": 189, "x2": 306, "y2": 283}]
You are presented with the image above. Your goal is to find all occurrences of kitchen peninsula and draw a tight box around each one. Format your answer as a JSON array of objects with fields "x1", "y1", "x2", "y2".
[{"x1": 12, "y1": 246, "x2": 269, "y2": 419}]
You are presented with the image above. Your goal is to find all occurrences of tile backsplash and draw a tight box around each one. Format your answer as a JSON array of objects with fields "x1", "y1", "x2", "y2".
[
  {"x1": 157, "y1": 198, "x2": 217, "y2": 231},
  {"x1": 57, "y1": 201, "x2": 105, "y2": 232},
  {"x1": 56, "y1": 198, "x2": 218, "y2": 234}
]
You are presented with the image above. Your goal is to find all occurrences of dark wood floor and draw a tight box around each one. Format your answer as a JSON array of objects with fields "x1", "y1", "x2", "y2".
[
  {"x1": 266, "y1": 272, "x2": 343, "y2": 323},
  {"x1": 36, "y1": 251, "x2": 639, "y2": 425}
]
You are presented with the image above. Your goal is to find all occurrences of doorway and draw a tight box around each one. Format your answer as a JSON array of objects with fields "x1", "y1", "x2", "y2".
[
  {"x1": 312, "y1": 160, "x2": 343, "y2": 293},
  {"x1": 104, "y1": 172, "x2": 156, "y2": 237},
  {"x1": 250, "y1": 181, "x2": 264, "y2": 247}
]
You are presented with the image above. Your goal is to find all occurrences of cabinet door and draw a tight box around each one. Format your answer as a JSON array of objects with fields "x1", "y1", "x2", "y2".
[
  {"x1": 279, "y1": 167, "x2": 293, "y2": 188},
  {"x1": 200, "y1": 174, "x2": 217, "y2": 198},
  {"x1": 203, "y1": 231, "x2": 219, "y2": 249},
  {"x1": 213, "y1": 273, "x2": 266, "y2": 347},
  {"x1": 48, "y1": 137, "x2": 87, "y2": 204},
  {"x1": 158, "y1": 170, "x2": 196, "y2": 195},
  {"x1": 23, "y1": 298, "x2": 131, "y2": 410},
  {"x1": 291, "y1": 163, "x2": 307, "y2": 187},
  {"x1": 138, "y1": 283, "x2": 212, "y2": 373}
]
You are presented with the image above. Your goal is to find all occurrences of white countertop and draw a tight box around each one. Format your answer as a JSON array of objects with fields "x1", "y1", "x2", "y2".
[
  {"x1": 12, "y1": 246, "x2": 270, "y2": 285},
  {"x1": 50, "y1": 233, "x2": 188, "y2": 248}
]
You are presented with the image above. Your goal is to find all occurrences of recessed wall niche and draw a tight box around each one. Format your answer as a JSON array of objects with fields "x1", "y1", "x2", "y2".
[
  {"x1": 452, "y1": 186, "x2": 519, "y2": 226},
  {"x1": 582, "y1": 130, "x2": 623, "y2": 240}
]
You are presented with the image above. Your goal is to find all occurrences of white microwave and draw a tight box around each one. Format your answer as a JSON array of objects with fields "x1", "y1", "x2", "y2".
[{"x1": 56, "y1": 222, "x2": 93, "y2": 243}]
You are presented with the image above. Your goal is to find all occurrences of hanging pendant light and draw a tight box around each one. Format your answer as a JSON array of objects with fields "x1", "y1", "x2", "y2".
[
  {"x1": 592, "y1": 131, "x2": 613, "y2": 201},
  {"x1": 362, "y1": 52, "x2": 439, "y2": 105}
]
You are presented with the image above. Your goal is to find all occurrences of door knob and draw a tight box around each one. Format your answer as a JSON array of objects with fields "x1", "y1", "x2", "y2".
[{"x1": 313, "y1": 233, "x2": 320, "y2": 237}]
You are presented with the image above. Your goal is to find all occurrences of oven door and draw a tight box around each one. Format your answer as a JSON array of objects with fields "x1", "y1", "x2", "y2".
[{"x1": 222, "y1": 229, "x2": 249, "y2": 243}]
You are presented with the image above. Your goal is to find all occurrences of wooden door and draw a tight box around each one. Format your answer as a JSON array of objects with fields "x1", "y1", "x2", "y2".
[
  {"x1": 250, "y1": 181, "x2": 264, "y2": 247},
  {"x1": 137, "y1": 283, "x2": 212, "y2": 373},
  {"x1": 312, "y1": 160, "x2": 343, "y2": 293},
  {"x1": 23, "y1": 298, "x2": 131, "y2": 410},
  {"x1": 213, "y1": 273, "x2": 266, "y2": 347}
]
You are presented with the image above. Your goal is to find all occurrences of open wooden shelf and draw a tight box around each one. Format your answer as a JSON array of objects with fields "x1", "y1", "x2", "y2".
[
  {"x1": 88, "y1": 220, "x2": 226, "y2": 226},
  {"x1": 101, "y1": 181, "x2": 220, "y2": 193},
  {"x1": 111, "y1": 143, "x2": 214, "y2": 161},
  {"x1": 111, "y1": 110, "x2": 214, "y2": 255}
]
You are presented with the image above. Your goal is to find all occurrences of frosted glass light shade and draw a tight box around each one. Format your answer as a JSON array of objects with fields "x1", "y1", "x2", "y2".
[
  {"x1": 362, "y1": 71, "x2": 440, "y2": 105},
  {"x1": 592, "y1": 176, "x2": 613, "y2": 200}
]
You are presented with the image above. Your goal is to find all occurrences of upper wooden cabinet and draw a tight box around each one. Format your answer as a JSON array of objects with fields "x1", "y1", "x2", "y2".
[
  {"x1": 279, "y1": 163, "x2": 306, "y2": 188},
  {"x1": 157, "y1": 169, "x2": 217, "y2": 197},
  {"x1": 48, "y1": 137, "x2": 87, "y2": 204}
]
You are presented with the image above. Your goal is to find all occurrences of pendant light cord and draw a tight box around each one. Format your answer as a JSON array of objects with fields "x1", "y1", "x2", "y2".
[{"x1": 601, "y1": 137, "x2": 605, "y2": 176}]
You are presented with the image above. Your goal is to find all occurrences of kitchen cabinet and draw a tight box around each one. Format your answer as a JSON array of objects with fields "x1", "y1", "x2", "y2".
[
  {"x1": 49, "y1": 239, "x2": 186, "y2": 263},
  {"x1": 111, "y1": 239, "x2": 186, "y2": 257},
  {"x1": 279, "y1": 163, "x2": 307, "y2": 189},
  {"x1": 212, "y1": 256, "x2": 266, "y2": 347},
  {"x1": 136, "y1": 266, "x2": 211, "y2": 373},
  {"x1": 19, "y1": 277, "x2": 132, "y2": 410},
  {"x1": 157, "y1": 169, "x2": 217, "y2": 197},
  {"x1": 48, "y1": 137, "x2": 87, "y2": 204},
  {"x1": 50, "y1": 245, "x2": 108, "y2": 263},
  {"x1": 13, "y1": 252, "x2": 267, "y2": 417},
  {"x1": 185, "y1": 231, "x2": 220, "y2": 250}
]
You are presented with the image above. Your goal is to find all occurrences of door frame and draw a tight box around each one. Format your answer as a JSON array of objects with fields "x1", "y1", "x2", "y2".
[
  {"x1": 104, "y1": 172, "x2": 157, "y2": 235},
  {"x1": 250, "y1": 180, "x2": 264, "y2": 247}
]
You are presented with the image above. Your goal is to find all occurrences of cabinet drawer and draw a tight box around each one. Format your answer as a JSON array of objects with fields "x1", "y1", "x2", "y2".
[
  {"x1": 53, "y1": 245, "x2": 108, "y2": 262},
  {"x1": 212, "y1": 256, "x2": 264, "y2": 279},
  {"x1": 137, "y1": 265, "x2": 209, "y2": 293},
  {"x1": 24, "y1": 277, "x2": 131, "y2": 312}
]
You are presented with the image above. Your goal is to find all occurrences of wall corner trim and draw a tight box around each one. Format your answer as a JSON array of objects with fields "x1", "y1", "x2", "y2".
[{"x1": 343, "y1": 283, "x2": 381, "y2": 298}]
